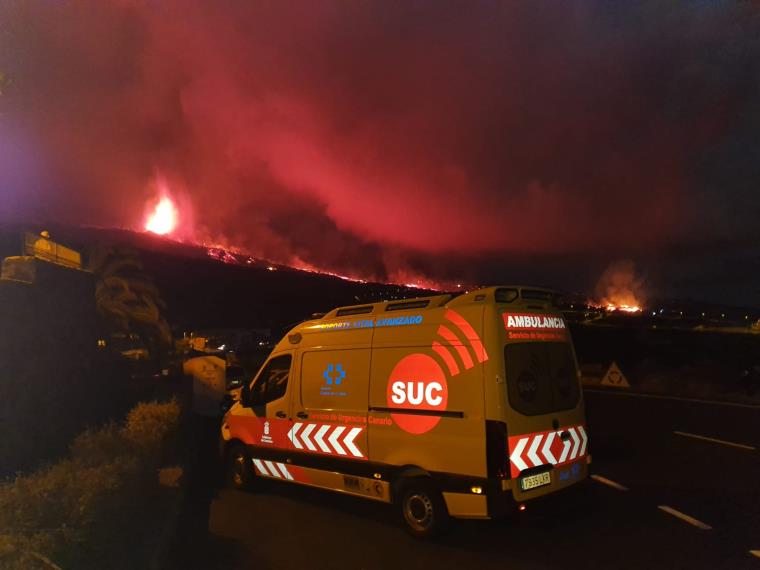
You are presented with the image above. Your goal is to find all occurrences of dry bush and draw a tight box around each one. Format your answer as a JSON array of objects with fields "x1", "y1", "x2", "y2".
[
  {"x1": 0, "y1": 399, "x2": 180, "y2": 569},
  {"x1": 121, "y1": 400, "x2": 180, "y2": 453}
]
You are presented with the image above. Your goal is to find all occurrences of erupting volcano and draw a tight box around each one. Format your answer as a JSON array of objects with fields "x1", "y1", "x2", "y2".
[{"x1": 145, "y1": 196, "x2": 178, "y2": 236}]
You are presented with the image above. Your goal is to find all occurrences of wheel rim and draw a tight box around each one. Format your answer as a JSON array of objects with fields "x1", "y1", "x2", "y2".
[
  {"x1": 404, "y1": 491, "x2": 435, "y2": 531},
  {"x1": 231, "y1": 452, "x2": 246, "y2": 486}
]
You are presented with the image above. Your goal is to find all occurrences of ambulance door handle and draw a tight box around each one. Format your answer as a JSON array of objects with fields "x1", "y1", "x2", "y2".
[
  {"x1": 275, "y1": 411, "x2": 287, "y2": 419},
  {"x1": 559, "y1": 431, "x2": 571, "y2": 441},
  {"x1": 296, "y1": 411, "x2": 308, "y2": 419}
]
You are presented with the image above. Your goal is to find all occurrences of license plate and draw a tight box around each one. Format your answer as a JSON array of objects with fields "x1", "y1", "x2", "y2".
[{"x1": 520, "y1": 471, "x2": 551, "y2": 491}]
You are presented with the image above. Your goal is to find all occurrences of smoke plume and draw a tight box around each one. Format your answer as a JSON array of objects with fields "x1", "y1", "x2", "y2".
[
  {"x1": 595, "y1": 260, "x2": 645, "y2": 310},
  {"x1": 1, "y1": 1, "x2": 759, "y2": 290}
]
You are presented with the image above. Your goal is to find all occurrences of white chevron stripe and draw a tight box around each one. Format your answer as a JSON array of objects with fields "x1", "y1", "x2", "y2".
[
  {"x1": 328, "y1": 426, "x2": 347, "y2": 455},
  {"x1": 343, "y1": 427, "x2": 363, "y2": 457},
  {"x1": 288, "y1": 423, "x2": 303, "y2": 449},
  {"x1": 578, "y1": 425, "x2": 588, "y2": 456},
  {"x1": 276, "y1": 463, "x2": 294, "y2": 480},
  {"x1": 252, "y1": 458, "x2": 268, "y2": 476},
  {"x1": 510, "y1": 437, "x2": 529, "y2": 472},
  {"x1": 264, "y1": 460, "x2": 281, "y2": 478},
  {"x1": 558, "y1": 436, "x2": 571, "y2": 463},
  {"x1": 542, "y1": 431, "x2": 557, "y2": 464},
  {"x1": 527, "y1": 434, "x2": 544, "y2": 467},
  {"x1": 314, "y1": 424, "x2": 331, "y2": 453},
  {"x1": 300, "y1": 423, "x2": 317, "y2": 451},
  {"x1": 569, "y1": 428, "x2": 580, "y2": 460}
]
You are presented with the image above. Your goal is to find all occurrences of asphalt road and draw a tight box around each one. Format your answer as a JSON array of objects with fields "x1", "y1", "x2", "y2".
[{"x1": 167, "y1": 390, "x2": 760, "y2": 569}]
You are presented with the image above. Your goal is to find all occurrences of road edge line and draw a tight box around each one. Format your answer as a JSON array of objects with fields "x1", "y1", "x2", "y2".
[
  {"x1": 673, "y1": 431, "x2": 756, "y2": 451},
  {"x1": 657, "y1": 505, "x2": 712, "y2": 530},
  {"x1": 584, "y1": 389, "x2": 760, "y2": 410},
  {"x1": 590, "y1": 474, "x2": 629, "y2": 491}
]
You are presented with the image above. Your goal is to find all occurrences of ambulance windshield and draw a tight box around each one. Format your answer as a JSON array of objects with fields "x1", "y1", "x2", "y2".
[{"x1": 504, "y1": 342, "x2": 580, "y2": 416}]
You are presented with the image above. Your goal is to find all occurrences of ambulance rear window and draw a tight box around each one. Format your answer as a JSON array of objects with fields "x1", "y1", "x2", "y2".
[{"x1": 504, "y1": 342, "x2": 579, "y2": 416}]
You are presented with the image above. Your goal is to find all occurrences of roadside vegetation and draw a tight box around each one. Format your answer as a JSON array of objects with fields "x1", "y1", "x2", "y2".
[{"x1": 0, "y1": 399, "x2": 181, "y2": 569}]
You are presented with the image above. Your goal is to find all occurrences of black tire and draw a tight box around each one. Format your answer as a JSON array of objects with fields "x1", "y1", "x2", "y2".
[
  {"x1": 398, "y1": 479, "x2": 450, "y2": 538},
  {"x1": 226, "y1": 444, "x2": 255, "y2": 491}
]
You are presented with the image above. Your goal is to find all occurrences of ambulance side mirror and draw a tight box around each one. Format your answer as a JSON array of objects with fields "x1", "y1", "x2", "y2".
[
  {"x1": 240, "y1": 383, "x2": 252, "y2": 407},
  {"x1": 240, "y1": 382, "x2": 265, "y2": 407}
]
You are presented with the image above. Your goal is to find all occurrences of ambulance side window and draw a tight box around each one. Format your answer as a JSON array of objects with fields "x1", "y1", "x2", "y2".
[{"x1": 250, "y1": 355, "x2": 292, "y2": 405}]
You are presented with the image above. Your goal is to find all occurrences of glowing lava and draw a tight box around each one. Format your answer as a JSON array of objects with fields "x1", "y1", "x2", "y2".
[
  {"x1": 145, "y1": 196, "x2": 178, "y2": 235},
  {"x1": 605, "y1": 303, "x2": 642, "y2": 313}
]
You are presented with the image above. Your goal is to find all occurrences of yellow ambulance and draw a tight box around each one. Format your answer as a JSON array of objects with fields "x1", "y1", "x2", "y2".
[{"x1": 220, "y1": 286, "x2": 589, "y2": 536}]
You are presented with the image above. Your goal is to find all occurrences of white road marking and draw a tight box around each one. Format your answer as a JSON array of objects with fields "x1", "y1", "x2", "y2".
[
  {"x1": 749, "y1": 550, "x2": 760, "y2": 559},
  {"x1": 590, "y1": 474, "x2": 629, "y2": 491},
  {"x1": 673, "y1": 431, "x2": 756, "y2": 451},
  {"x1": 657, "y1": 505, "x2": 712, "y2": 530},
  {"x1": 585, "y1": 388, "x2": 760, "y2": 410}
]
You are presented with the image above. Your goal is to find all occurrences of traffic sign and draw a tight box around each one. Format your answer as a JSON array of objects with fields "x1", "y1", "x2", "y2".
[{"x1": 600, "y1": 361, "x2": 630, "y2": 388}]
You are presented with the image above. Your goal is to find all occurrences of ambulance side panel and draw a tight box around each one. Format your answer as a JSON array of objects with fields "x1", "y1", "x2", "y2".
[
  {"x1": 482, "y1": 305, "x2": 510, "y2": 423},
  {"x1": 298, "y1": 347, "x2": 371, "y2": 455},
  {"x1": 368, "y1": 306, "x2": 487, "y2": 479}
]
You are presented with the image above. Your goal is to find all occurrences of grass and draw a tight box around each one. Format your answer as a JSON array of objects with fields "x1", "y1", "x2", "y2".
[{"x1": 0, "y1": 399, "x2": 180, "y2": 569}]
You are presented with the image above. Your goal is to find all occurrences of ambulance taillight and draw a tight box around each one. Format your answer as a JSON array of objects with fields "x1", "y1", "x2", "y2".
[{"x1": 486, "y1": 420, "x2": 509, "y2": 479}]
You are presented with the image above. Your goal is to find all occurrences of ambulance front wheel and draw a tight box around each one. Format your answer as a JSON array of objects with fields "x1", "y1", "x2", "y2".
[
  {"x1": 226, "y1": 445, "x2": 255, "y2": 491},
  {"x1": 399, "y1": 480, "x2": 450, "y2": 538}
]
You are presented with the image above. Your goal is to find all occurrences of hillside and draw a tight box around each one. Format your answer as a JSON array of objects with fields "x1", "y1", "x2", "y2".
[{"x1": 0, "y1": 225, "x2": 432, "y2": 335}]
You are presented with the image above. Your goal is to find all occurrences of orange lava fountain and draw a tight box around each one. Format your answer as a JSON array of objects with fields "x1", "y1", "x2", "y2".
[{"x1": 145, "y1": 196, "x2": 178, "y2": 235}]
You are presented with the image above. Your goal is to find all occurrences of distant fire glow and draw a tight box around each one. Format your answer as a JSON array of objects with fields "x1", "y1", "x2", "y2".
[
  {"x1": 145, "y1": 196, "x2": 178, "y2": 235},
  {"x1": 606, "y1": 303, "x2": 642, "y2": 313},
  {"x1": 594, "y1": 260, "x2": 645, "y2": 314}
]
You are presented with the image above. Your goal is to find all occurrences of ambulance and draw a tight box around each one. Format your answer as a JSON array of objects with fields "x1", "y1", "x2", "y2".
[{"x1": 220, "y1": 286, "x2": 589, "y2": 536}]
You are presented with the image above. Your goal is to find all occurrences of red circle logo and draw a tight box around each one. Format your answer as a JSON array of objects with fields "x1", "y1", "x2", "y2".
[{"x1": 386, "y1": 353, "x2": 448, "y2": 434}]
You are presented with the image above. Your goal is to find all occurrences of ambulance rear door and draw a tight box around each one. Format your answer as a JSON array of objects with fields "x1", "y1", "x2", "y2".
[{"x1": 498, "y1": 308, "x2": 589, "y2": 499}]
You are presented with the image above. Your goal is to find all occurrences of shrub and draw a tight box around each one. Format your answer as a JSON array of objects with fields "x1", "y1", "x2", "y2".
[{"x1": 0, "y1": 399, "x2": 180, "y2": 569}]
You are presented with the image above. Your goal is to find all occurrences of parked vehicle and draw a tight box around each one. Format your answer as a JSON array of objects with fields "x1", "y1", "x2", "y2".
[{"x1": 220, "y1": 286, "x2": 589, "y2": 536}]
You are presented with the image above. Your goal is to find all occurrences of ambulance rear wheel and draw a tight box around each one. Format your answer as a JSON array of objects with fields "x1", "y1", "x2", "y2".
[
  {"x1": 399, "y1": 480, "x2": 449, "y2": 538},
  {"x1": 227, "y1": 445, "x2": 254, "y2": 491}
]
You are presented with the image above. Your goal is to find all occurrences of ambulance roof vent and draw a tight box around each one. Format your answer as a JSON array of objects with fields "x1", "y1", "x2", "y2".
[
  {"x1": 521, "y1": 289, "x2": 557, "y2": 302},
  {"x1": 495, "y1": 288, "x2": 519, "y2": 303},
  {"x1": 386, "y1": 299, "x2": 430, "y2": 312},
  {"x1": 495, "y1": 286, "x2": 561, "y2": 307},
  {"x1": 336, "y1": 305, "x2": 374, "y2": 317}
]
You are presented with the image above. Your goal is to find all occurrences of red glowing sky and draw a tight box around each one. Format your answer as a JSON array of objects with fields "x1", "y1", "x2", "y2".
[{"x1": 1, "y1": 1, "x2": 759, "y2": 298}]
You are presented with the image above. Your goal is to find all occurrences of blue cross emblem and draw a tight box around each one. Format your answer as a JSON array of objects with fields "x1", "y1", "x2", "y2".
[{"x1": 323, "y1": 364, "x2": 346, "y2": 385}]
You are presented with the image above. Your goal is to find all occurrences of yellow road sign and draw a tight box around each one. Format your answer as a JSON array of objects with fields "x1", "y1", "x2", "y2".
[{"x1": 601, "y1": 361, "x2": 630, "y2": 388}]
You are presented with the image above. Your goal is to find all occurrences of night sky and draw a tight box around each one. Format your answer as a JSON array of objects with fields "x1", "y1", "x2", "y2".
[{"x1": 0, "y1": 2, "x2": 758, "y2": 303}]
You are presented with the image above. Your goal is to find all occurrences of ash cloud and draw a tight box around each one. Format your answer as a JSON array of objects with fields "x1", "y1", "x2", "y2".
[{"x1": 1, "y1": 1, "x2": 759, "y2": 291}]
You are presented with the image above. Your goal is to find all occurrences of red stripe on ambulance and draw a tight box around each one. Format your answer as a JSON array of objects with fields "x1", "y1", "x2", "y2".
[{"x1": 508, "y1": 425, "x2": 588, "y2": 478}]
